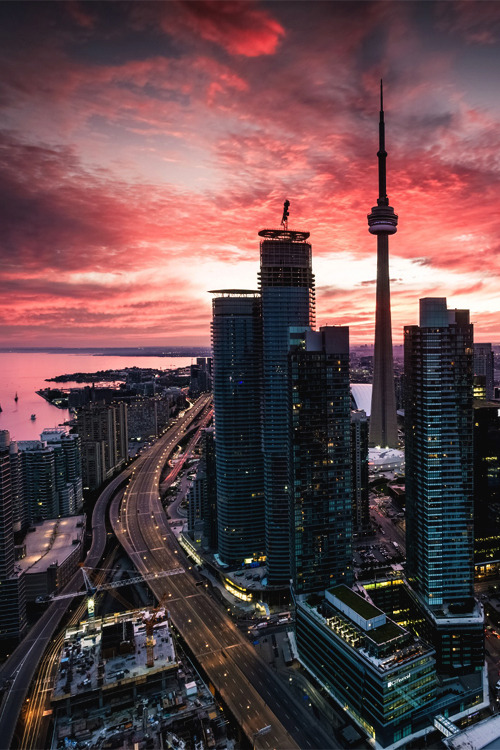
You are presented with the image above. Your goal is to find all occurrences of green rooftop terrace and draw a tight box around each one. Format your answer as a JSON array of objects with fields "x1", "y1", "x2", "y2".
[
  {"x1": 328, "y1": 585, "x2": 382, "y2": 621},
  {"x1": 366, "y1": 620, "x2": 404, "y2": 645}
]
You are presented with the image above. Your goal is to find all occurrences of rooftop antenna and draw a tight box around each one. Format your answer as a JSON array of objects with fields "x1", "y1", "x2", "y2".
[
  {"x1": 377, "y1": 79, "x2": 388, "y2": 207},
  {"x1": 281, "y1": 199, "x2": 290, "y2": 230}
]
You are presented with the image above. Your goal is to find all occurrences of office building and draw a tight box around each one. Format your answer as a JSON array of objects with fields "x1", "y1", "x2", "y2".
[
  {"x1": 211, "y1": 290, "x2": 264, "y2": 566},
  {"x1": 80, "y1": 441, "x2": 107, "y2": 492},
  {"x1": 189, "y1": 358, "x2": 212, "y2": 396},
  {"x1": 41, "y1": 429, "x2": 83, "y2": 516},
  {"x1": 404, "y1": 298, "x2": 483, "y2": 674},
  {"x1": 259, "y1": 220, "x2": 315, "y2": 585},
  {"x1": 289, "y1": 326, "x2": 352, "y2": 595},
  {"x1": 75, "y1": 402, "x2": 128, "y2": 491},
  {"x1": 368, "y1": 82, "x2": 398, "y2": 449},
  {"x1": 474, "y1": 343, "x2": 494, "y2": 401},
  {"x1": 351, "y1": 410, "x2": 370, "y2": 533},
  {"x1": 295, "y1": 585, "x2": 436, "y2": 748},
  {"x1": 127, "y1": 395, "x2": 173, "y2": 441},
  {"x1": 0, "y1": 431, "x2": 27, "y2": 643}
]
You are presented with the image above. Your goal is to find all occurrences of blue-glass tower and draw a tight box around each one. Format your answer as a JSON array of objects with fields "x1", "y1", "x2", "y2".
[
  {"x1": 211, "y1": 290, "x2": 264, "y2": 566},
  {"x1": 405, "y1": 298, "x2": 484, "y2": 674},
  {"x1": 405, "y1": 298, "x2": 474, "y2": 606},
  {"x1": 259, "y1": 226, "x2": 315, "y2": 585}
]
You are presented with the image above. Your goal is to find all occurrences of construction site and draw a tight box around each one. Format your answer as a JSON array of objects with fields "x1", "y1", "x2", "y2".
[{"x1": 50, "y1": 608, "x2": 232, "y2": 750}]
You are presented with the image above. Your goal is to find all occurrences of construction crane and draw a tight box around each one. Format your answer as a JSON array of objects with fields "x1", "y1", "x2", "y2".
[
  {"x1": 37, "y1": 566, "x2": 184, "y2": 619},
  {"x1": 142, "y1": 590, "x2": 171, "y2": 668}
]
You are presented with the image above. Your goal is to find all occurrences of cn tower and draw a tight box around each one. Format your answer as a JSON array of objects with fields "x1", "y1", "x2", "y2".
[{"x1": 368, "y1": 81, "x2": 398, "y2": 448}]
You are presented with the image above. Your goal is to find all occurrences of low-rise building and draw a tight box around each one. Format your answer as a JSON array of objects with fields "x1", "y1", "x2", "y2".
[{"x1": 18, "y1": 515, "x2": 85, "y2": 601}]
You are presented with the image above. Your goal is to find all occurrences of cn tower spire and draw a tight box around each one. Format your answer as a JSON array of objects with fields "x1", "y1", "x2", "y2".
[
  {"x1": 367, "y1": 81, "x2": 399, "y2": 449},
  {"x1": 378, "y1": 80, "x2": 388, "y2": 206}
]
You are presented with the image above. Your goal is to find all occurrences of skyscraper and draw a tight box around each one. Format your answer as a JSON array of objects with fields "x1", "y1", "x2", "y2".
[
  {"x1": 259, "y1": 220, "x2": 315, "y2": 585},
  {"x1": 40, "y1": 430, "x2": 83, "y2": 516},
  {"x1": 19, "y1": 441, "x2": 58, "y2": 522},
  {"x1": 474, "y1": 342, "x2": 494, "y2": 401},
  {"x1": 0, "y1": 432, "x2": 15, "y2": 581},
  {"x1": 0, "y1": 431, "x2": 27, "y2": 642},
  {"x1": 8, "y1": 439, "x2": 24, "y2": 533},
  {"x1": 289, "y1": 326, "x2": 352, "y2": 595},
  {"x1": 211, "y1": 290, "x2": 264, "y2": 566},
  {"x1": 405, "y1": 298, "x2": 483, "y2": 673},
  {"x1": 368, "y1": 82, "x2": 398, "y2": 449}
]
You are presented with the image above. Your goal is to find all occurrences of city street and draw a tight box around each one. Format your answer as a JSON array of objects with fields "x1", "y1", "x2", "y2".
[{"x1": 111, "y1": 394, "x2": 342, "y2": 750}]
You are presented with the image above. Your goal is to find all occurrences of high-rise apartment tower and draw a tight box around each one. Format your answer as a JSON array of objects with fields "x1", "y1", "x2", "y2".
[
  {"x1": 211, "y1": 290, "x2": 264, "y2": 566},
  {"x1": 259, "y1": 220, "x2": 315, "y2": 585},
  {"x1": 368, "y1": 82, "x2": 398, "y2": 448},
  {"x1": 0, "y1": 431, "x2": 27, "y2": 642},
  {"x1": 289, "y1": 327, "x2": 352, "y2": 595},
  {"x1": 405, "y1": 298, "x2": 483, "y2": 674}
]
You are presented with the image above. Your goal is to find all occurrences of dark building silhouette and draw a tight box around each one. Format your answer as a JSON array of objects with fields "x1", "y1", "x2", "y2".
[
  {"x1": 368, "y1": 82, "x2": 398, "y2": 449},
  {"x1": 189, "y1": 358, "x2": 212, "y2": 396},
  {"x1": 201, "y1": 427, "x2": 217, "y2": 551},
  {"x1": 75, "y1": 402, "x2": 128, "y2": 491},
  {"x1": 289, "y1": 327, "x2": 352, "y2": 595},
  {"x1": 259, "y1": 224, "x2": 315, "y2": 585},
  {"x1": 474, "y1": 343, "x2": 494, "y2": 401},
  {"x1": 473, "y1": 400, "x2": 500, "y2": 569},
  {"x1": 0, "y1": 431, "x2": 27, "y2": 643},
  {"x1": 211, "y1": 290, "x2": 264, "y2": 566}
]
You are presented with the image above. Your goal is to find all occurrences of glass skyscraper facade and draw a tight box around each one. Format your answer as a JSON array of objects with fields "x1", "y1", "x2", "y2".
[
  {"x1": 351, "y1": 410, "x2": 370, "y2": 533},
  {"x1": 289, "y1": 326, "x2": 352, "y2": 595},
  {"x1": 259, "y1": 228, "x2": 315, "y2": 585},
  {"x1": 405, "y1": 298, "x2": 474, "y2": 607},
  {"x1": 211, "y1": 290, "x2": 264, "y2": 566}
]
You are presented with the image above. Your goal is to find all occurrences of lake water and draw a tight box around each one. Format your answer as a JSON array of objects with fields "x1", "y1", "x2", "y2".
[{"x1": 0, "y1": 353, "x2": 193, "y2": 442}]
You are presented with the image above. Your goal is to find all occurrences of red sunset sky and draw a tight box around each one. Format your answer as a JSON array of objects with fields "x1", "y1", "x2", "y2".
[{"x1": 1, "y1": 0, "x2": 500, "y2": 347}]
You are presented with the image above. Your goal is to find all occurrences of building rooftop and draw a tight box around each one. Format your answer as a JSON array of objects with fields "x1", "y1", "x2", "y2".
[
  {"x1": 328, "y1": 584, "x2": 382, "y2": 621},
  {"x1": 366, "y1": 620, "x2": 404, "y2": 645},
  {"x1": 301, "y1": 593, "x2": 434, "y2": 675},
  {"x1": 18, "y1": 516, "x2": 85, "y2": 574},
  {"x1": 52, "y1": 610, "x2": 177, "y2": 701},
  {"x1": 443, "y1": 713, "x2": 500, "y2": 750}
]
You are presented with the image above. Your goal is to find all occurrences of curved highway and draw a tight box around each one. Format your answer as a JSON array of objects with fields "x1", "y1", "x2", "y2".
[{"x1": 112, "y1": 395, "x2": 339, "y2": 750}]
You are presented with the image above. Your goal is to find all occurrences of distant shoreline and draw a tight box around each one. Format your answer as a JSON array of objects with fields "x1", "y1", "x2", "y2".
[{"x1": 0, "y1": 347, "x2": 212, "y2": 356}]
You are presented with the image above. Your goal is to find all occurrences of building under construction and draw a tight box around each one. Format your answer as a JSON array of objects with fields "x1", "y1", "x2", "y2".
[{"x1": 50, "y1": 609, "x2": 224, "y2": 749}]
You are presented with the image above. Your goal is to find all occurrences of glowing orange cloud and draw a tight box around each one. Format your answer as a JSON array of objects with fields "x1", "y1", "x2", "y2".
[{"x1": 1, "y1": 1, "x2": 500, "y2": 346}]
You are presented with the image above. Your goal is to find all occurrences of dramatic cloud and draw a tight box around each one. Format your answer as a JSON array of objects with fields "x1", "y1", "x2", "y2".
[{"x1": 1, "y1": 1, "x2": 500, "y2": 346}]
